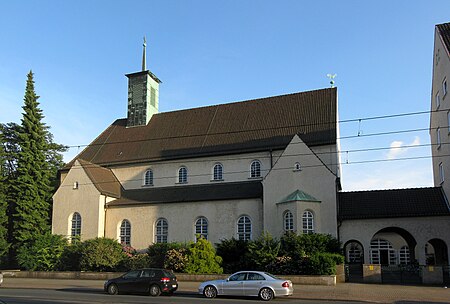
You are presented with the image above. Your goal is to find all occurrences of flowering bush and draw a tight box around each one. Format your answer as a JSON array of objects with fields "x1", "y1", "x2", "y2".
[{"x1": 164, "y1": 248, "x2": 188, "y2": 272}]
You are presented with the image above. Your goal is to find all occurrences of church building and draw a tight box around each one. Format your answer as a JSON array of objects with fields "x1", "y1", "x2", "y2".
[{"x1": 52, "y1": 40, "x2": 340, "y2": 249}]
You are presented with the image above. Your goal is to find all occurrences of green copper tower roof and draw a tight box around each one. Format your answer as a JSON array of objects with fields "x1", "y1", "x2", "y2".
[{"x1": 279, "y1": 190, "x2": 320, "y2": 203}]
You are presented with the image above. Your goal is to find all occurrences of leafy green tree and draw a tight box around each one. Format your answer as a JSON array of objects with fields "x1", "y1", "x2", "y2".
[
  {"x1": 0, "y1": 132, "x2": 9, "y2": 263},
  {"x1": 246, "y1": 232, "x2": 280, "y2": 270},
  {"x1": 80, "y1": 238, "x2": 126, "y2": 272},
  {"x1": 185, "y1": 238, "x2": 222, "y2": 274},
  {"x1": 16, "y1": 233, "x2": 67, "y2": 271}
]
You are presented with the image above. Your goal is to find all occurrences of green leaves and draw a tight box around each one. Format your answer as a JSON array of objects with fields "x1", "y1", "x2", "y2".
[{"x1": 16, "y1": 233, "x2": 67, "y2": 271}]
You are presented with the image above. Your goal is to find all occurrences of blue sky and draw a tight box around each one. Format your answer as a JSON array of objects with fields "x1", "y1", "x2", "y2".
[{"x1": 1, "y1": 0, "x2": 449, "y2": 191}]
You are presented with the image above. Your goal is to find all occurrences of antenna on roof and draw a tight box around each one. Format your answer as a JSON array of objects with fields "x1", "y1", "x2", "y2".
[
  {"x1": 326, "y1": 73, "x2": 337, "y2": 88},
  {"x1": 142, "y1": 36, "x2": 147, "y2": 71}
]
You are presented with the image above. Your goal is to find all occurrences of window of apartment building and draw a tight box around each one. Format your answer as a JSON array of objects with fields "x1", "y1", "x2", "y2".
[
  {"x1": 144, "y1": 169, "x2": 153, "y2": 186},
  {"x1": 178, "y1": 166, "x2": 188, "y2": 183},
  {"x1": 195, "y1": 217, "x2": 208, "y2": 240},
  {"x1": 213, "y1": 163, "x2": 223, "y2": 181},
  {"x1": 120, "y1": 219, "x2": 131, "y2": 246},
  {"x1": 302, "y1": 210, "x2": 315, "y2": 234},
  {"x1": 250, "y1": 160, "x2": 261, "y2": 178},
  {"x1": 436, "y1": 91, "x2": 441, "y2": 108},
  {"x1": 155, "y1": 218, "x2": 168, "y2": 243},
  {"x1": 443, "y1": 78, "x2": 448, "y2": 97},
  {"x1": 437, "y1": 127, "x2": 441, "y2": 148},
  {"x1": 439, "y1": 162, "x2": 444, "y2": 184},
  {"x1": 284, "y1": 210, "x2": 294, "y2": 232},
  {"x1": 448, "y1": 111, "x2": 450, "y2": 133},
  {"x1": 71, "y1": 212, "x2": 81, "y2": 239},
  {"x1": 237, "y1": 215, "x2": 252, "y2": 240}
]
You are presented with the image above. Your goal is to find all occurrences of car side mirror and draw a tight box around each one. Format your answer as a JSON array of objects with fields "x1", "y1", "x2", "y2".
[{"x1": 226, "y1": 278, "x2": 229, "y2": 282}]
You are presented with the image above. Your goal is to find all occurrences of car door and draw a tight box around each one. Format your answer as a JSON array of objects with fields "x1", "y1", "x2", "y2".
[
  {"x1": 120, "y1": 270, "x2": 142, "y2": 293},
  {"x1": 221, "y1": 272, "x2": 246, "y2": 296},
  {"x1": 134, "y1": 269, "x2": 154, "y2": 293},
  {"x1": 243, "y1": 272, "x2": 266, "y2": 296}
]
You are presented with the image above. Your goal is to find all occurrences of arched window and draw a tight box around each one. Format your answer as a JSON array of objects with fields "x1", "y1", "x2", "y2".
[
  {"x1": 155, "y1": 218, "x2": 168, "y2": 243},
  {"x1": 237, "y1": 216, "x2": 252, "y2": 240},
  {"x1": 213, "y1": 163, "x2": 223, "y2": 181},
  {"x1": 178, "y1": 166, "x2": 188, "y2": 183},
  {"x1": 250, "y1": 160, "x2": 261, "y2": 178},
  {"x1": 284, "y1": 210, "x2": 294, "y2": 232},
  {"x1": 195, "y1": 217, "x2": 208, "y2": 240},
  {"x1": 302, "y1": 211, "x2": 314, "y2": 234},
  {"x1": 294, "y1": 162, "x2": 301, "y2": 171},
  {"x1": 144, "y1": 169, "x2": 153, "y2": 186},
  {"x1": 345, "y1": 241, "x2": 363, "y2": 264},
  {"x1": 120, "y1": 220, "x2": 131, "y2": 246},
  {"x1": 71, "y1": 212, "x2": 81, "y2": 239}
]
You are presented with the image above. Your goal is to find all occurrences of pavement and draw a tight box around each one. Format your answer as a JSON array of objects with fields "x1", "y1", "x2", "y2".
[{"x1": 1, "y1": 278, "x2": 450, "y2": 303}]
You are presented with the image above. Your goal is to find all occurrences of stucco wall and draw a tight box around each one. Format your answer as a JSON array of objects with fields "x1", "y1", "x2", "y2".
[
  {"x1": 52, "y1": 160, "x2": 105, "y2": 240},
  {"x1": 339, "y1": 216, "x2": 450, "y2": 265},
  {"x1": 105, "y1": 198, "x2": 263, "y2": 249},
  {"x1": 112, "y1": 150, "x2": 283, "y2": 189},
  {"x1": 263, "y1": 135, "x2": 338, "y2": 237},
  {"x1": 430, "y1": 27, "x2": 450, "y2": 196}
]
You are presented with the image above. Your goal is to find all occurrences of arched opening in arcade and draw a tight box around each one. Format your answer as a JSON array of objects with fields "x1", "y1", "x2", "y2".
[
  {"x1": 370, "y1": 227, "x2": 417, "y2": 265},
  {"x1": 425, "y1": 238, "x2": 449, "y2": 266}
]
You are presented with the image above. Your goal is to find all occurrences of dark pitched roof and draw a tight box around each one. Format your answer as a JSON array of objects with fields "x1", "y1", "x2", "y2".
[
  {"x1": 108, "y1": 181, "x2": 262, "y2": 207},
  {"x1": 437, "y1": 22, "x2": 450, "y2": 53},
  {"x1": 66, "y1": 88, "x2": 336, "y2": 168},
  {"x1": 338, "y1": 187, "x2": 450, "y2": 220},
  {"x1": 78, "y1": 159, "x2": 122, "y2": 198}
]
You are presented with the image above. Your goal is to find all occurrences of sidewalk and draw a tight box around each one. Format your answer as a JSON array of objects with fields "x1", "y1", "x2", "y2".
[{"x1": 1, "y1": 278, "x2": 450, "y2": 303}]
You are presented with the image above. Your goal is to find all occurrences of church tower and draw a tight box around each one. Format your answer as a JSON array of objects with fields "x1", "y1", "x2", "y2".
[{"x1": 126, "y1": 37, "x2": 161, "y2": 127}]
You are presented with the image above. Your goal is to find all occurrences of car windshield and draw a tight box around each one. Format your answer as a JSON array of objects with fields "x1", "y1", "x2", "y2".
[{"x1": 264, "y1": 272, "x2": 280, "y2": 280}]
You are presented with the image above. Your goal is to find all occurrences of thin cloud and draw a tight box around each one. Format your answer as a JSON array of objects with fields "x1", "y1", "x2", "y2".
[{"x1": 386, "y1": 136, "x2": 421, "y2": 160}]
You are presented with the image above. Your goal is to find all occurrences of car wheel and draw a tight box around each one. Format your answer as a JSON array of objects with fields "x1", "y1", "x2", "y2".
[
  {"x1": 259, "y1": 287, "x2": 274, "y2": 301},
  {"x1": 203, "y1": 285, "x2": 217, "y2": 298},
  {"x1": 107, "y1": 283, "x2": 118, "y2": 295},
  {"x1": 149, "y1": 284, "x2": 161, "y2": 297}
]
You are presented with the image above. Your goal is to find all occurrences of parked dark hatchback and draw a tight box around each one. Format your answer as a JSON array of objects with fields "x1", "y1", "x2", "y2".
[{"x1": 104, "y1": 268, "x2": 178, "y2": 296}]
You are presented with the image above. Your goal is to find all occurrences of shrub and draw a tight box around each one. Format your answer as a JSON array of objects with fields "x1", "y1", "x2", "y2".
[
  {"x1": 164, "y1": 248, "x2": 188, "y2": 272},
  {"x1": 303, "y1": 253, "x2": 340, "y2": 275},
  {"x1": 246, "y1": 232, "x2": 280, "y2": 270},
  {"x1": 216, "y1": 238, "x2": 249, "y2": 273},
  {"x1": 147, "y1": 242, "x2": 187, "y2": 268},
  {"x1": 120, "y1": 253, "x2": 151, "y2": 271},
  {"x1": 185, "y1": 238, "x2": 222, "y2": 274},
  {"x1": 58, "y1": 241, "x2": 83, "y2": 271},
  {"x1": 79, "y1": 237, "x2": 125, "y2": 272},
  {"x1": 17, "y1": 233, "x2": 68, "y2": 271}
]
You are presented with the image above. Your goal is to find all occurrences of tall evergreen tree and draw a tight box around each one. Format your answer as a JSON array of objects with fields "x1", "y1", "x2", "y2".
[
  {"x1": 0, "y1": 131, "x2": 10, "y2": 262},
  {"x1": 12, "y1": 71, "x2": 53, "y2": 248}
]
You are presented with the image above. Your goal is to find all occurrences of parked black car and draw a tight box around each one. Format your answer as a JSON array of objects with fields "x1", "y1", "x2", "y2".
[{"x1": 104, "y1": 268, "x2": 178, "y2": 296}]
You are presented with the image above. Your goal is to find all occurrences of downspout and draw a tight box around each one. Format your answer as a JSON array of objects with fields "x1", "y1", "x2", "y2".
[{"x1": 104, "y1": 196, "x2": 107, "y2": 238}]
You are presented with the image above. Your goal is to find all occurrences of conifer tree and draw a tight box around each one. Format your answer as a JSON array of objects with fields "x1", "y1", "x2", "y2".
[
  {"x1": 12, "y1": 71, "x2": 53, "y2": 248},
  {"x1": 0, "y1": 131, "x2": 10, "y2": 261}
]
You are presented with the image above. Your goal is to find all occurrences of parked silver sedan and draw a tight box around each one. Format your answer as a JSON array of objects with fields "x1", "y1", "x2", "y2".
[{"x1": 198, "y1": 271, "x2": 293, "y2": 301}]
